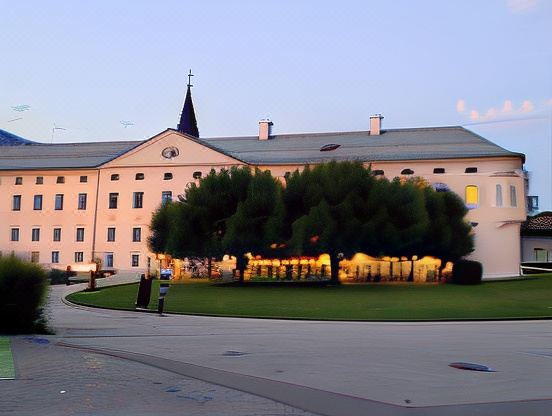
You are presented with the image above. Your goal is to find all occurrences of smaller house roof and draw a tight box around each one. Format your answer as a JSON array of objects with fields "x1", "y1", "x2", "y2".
[{"x1": 521, "y1": 212, "x2": 552, "y2": 237}]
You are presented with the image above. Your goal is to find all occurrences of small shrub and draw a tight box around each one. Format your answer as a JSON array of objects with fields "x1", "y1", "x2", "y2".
[
  {"x1": 451, "y1": 260, "x2": 483, "y2": 285},
  {"x1": 48, "y1": 268, "x2": 68, "y2": 285},
  {"x1": 0, "y1": 256, "x2": 49, "y2": 333}
]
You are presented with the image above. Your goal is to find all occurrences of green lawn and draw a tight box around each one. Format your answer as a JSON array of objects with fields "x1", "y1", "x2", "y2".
[
  {"x1": 0, "y1": 337, "x2": 15, "y2": 379},
  {"x1": 66, "y1": 274, "x2": 552, "y2": 321}
]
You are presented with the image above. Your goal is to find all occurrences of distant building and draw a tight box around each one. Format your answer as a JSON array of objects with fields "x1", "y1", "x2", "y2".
[{"x1": 0, "y1": 86, "x2": 527, "y2": 278}]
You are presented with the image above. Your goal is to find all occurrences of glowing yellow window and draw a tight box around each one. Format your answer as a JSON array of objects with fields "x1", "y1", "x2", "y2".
[{"x1": 465, "y1": 185, "x2": 478, "y2": 209}]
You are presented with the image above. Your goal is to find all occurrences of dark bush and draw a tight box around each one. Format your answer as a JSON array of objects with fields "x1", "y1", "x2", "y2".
[
  {"x1": 0, "y1": 256, "x2": 49, "y2": 333},
  {"x1": 451, "y1": 260, "x2": 483, "y2": 285},
  {"x1": 48, "y1": 268, "x2": 68, "y2": 285}
]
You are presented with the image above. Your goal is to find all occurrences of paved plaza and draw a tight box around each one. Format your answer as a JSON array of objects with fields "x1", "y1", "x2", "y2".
[{"x1": 1, "y1": 276, "x2": 552, "y2": 415}]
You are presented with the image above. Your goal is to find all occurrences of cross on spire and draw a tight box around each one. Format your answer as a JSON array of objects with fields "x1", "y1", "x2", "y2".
[{"x1": 187, "y1": 69, "x2": 194, "y2": 88}]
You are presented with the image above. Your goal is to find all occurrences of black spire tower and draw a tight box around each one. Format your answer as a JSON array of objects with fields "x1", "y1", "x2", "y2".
[{"x1": 177, "y1": 69, "x2": 199, "y2": 137}]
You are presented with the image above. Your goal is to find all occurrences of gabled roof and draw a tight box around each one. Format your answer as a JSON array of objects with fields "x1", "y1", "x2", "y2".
[
  {"x1": 0, "y1": 129, "x2": 35, "y2": 146},
  {"x1": 521, "y1": 212, "x2": 552, "y2": 237},
  {"x1": 0, "y1": 125, "x2": 525, "y2": 171},
  {"x1": 201, "y1": 126, "x2": 525, "y2": 165}
]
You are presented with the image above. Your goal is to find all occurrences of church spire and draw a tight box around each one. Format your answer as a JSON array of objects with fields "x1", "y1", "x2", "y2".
[{"x1": 177, "y1": 69, "x2": 199, "y2": 137}]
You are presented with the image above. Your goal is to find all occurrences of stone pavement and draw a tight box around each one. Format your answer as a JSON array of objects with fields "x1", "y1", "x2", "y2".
[{"x1": 2, "y1": 276, "x2": 552, "y2": 415}]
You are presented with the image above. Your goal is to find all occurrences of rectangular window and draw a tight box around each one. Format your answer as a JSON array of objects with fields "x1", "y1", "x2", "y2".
[
  {"x1": 31, "y1": 251, "x2": 40, "y2": 263},
  {"x1": 495, "y1": 184, "x2": 503, "y2": 207},
  {"x1": 76, "y1": 227, "x2": 85, "y2": 242},
  {"x1": 132, "y1": 227, "x2": 141, "y2": 242},
  {"x1": 12, "y1": 195, "x2": 21, "y2": 211},
  {"x1": 36, "y1": 176, "x2": 43, "y2": 185},
  {"x1": 107, "y1": 227, "x2": 116, "y2": 242},
  {"x1": 53, "y1": 228, "x2": 61, "y2": 242},
  {"x1": 465, "y1": 185, "x2": 478, "y2": 209},
  {"x1": 109, "y1": 193, "x2": 118, "y2": 209},
  {"x1": 78, "y1": 193, "x2": 87, "y2": 210},
  {"x1": 33, "y1": 195, "x2": 43, "y2": 210},
  {"x1": 161, "y1": 191, "x2": 172, "y2": 204},
  {"x1": 534, "y1": 248, "x2": 548, "y2": 262},
  {"x1": 10, "y1": 228, "x2": 19, "y2": 242},
  {"x1": 131, "y1": 254, "x2": 140, "y2": 267},
  {"x1": 15, "y1": 177, "x2": 23, "y2": 185},
  {"x1": 55, "y1": 194, "x2": 64, "y2": 210},
  {"x1": 74, "y1": 252, "x2": 84, "y2": 263},
  {"x1": 105, "y1": 253, "x2": 114, "y2": 268},
  {"x1": 32, "y1": 228, "x2": 40, "y2": 242},
  {"x1": 510, "y1": 185, "x2": 517, "y2": 207},
  {"x1": 51, "y1": 251, "x2": 59, "y2": 264},
  {"x1": 133, "y1": 192, "x2": 144, "y2": 209},
  {"x1": 56, "y1": 176, "x2": 65, "y2": 184},
  {"x1": 80, "y1": 176, "x2": 88, "y2": 183}
]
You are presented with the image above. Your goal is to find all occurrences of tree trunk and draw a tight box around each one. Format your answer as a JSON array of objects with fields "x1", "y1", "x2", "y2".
[
  {"x1": 329, "y1": 254, "x2": 341, "y2": 285},
  {"x1": 207, "y1": 257, "x2": 212, "y2": 279},
  {"x1": 236, "y1": 254, "x2": 247, "y2": 283},
  {"x1": 408, "y1": 259, "x2": 415, "y2": 282}
]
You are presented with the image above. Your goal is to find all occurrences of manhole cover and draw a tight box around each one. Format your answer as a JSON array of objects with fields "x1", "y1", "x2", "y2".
[
  {"x1": 449, "y1": 362, "x2": 495, "y2": 372},
  {"x1": 222, "y1": 350, "x2": 247, "y2": 357}
]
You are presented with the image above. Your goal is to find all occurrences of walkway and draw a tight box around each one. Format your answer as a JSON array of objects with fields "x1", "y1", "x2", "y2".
[{"x1": 2, "y1": 276, "x2": 552, "y2": 415}]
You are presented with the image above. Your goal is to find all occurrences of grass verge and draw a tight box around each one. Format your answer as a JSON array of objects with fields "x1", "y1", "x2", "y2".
[
  {"x1": 66, "y1": 274, "x2": 552, "y2": 321},
  {"x1": 0, "y1": 337, "x2": 15, "y2": 379}
]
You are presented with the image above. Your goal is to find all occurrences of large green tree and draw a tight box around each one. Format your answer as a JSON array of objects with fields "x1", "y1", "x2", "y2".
[{"x1": 223, "y1": 169, "x2": 285, "y2": 282}]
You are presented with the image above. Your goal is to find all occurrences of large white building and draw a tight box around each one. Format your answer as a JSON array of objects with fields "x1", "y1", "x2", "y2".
[{"x1": 0, "y1": 88, "x2": 526, "y2": 278}]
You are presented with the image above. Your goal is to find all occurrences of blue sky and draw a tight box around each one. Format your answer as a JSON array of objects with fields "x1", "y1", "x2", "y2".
[{"x1": 1, "y1": 0, "x2": 551, "y2": 208}]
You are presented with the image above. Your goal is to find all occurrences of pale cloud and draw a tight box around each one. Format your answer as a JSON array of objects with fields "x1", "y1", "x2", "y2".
[
  {"x1": 546, "y1": 98, "x2": 552, "y2": 107},
  {"x1": 502, "y1": 100, "x2": 513, "y2": 113},
  {"x1": 463, "y1": 99, "x2": 537, "y2": 122},
  {"x1": 507, "y1": 0, "x2": 539, "y2": 13},
  {"x1": 521, "y1": 100, "x2": 535, "y2": 113},
  {"x1": 456, "y1": 99, "x2": 466, "y2": 113}
]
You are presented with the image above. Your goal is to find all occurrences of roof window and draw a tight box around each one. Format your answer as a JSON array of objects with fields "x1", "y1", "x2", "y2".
[
  {"x1": 401, "y1": 169, "x2": 414, "y2": 175},
  {"x1": 465, "y1": 167, "x2": 478, "y2": 173},
  {"x1": 320, "y1": 144, "x2": 341, "y2": 152},
  {"x1": 433, "y1": 168, "x2": 445, "y2": 174}
]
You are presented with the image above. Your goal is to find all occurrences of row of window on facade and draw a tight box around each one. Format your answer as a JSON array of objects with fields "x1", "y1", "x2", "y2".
[
  {"x1": 9, "y1": 227, "x2": 142, "y2": 243},
  {"x1": 11, "y1": 171, "x2": 203, "y2": 185},
  {"x1": 11, "y1": 191, "x2": 173, "y2": 211},
  {"x1": 369, "y1": 167, "x2": 479, "y2": 176},
  {"x1": 29, "y1": 251, "x2": 140, "y2": 267},
  {"x1": 464, "y1": 184, "x2": 517, "y2": 209}
]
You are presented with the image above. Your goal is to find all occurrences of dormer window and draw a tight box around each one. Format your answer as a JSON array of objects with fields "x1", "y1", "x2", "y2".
[
  {"x1": 433, "y1": 168, "x2": 445, "y2": 174},
  {"x1": 401, "y1": 169, "x2": 414, "y2": 175},
  {"x1": 135, "y1": 173, "x2": 144, "y2": 180},
  {"x1": 465, "y1": 167, "x2": 478, "y2": 173}
]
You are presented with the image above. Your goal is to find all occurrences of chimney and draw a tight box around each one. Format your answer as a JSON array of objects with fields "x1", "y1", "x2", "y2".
[
  {"x1": 259, "y1": 119, "x2": 273, "y2": 141},
  {"x1": 370, "y1": 114, "x2": 384, "y2": 135}
]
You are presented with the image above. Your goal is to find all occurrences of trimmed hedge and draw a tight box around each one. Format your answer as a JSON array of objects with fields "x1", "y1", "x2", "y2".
[
  {"x1": 0, "y1": 256, "x2": 49, "y2": 333},
  {"x1": 451, "y1": 260, "x2": 483, "y2": 285},
  {"x1": 48, "y1": 268, "x2": 69, "y2": 285}
]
